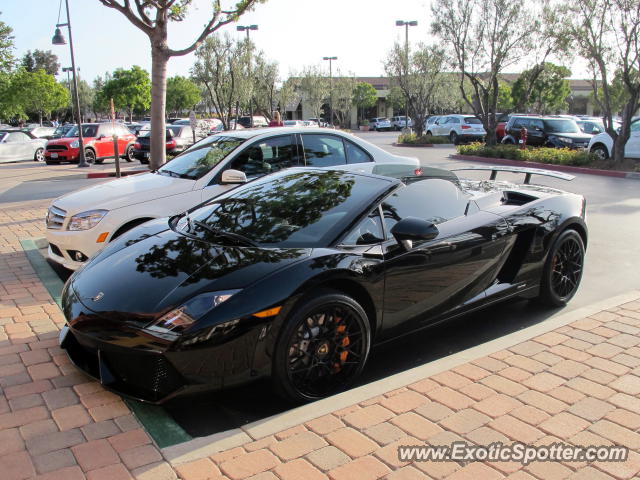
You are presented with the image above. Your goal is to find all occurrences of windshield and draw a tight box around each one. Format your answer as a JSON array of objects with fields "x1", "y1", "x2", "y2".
[
  {"x1": 157, "y1": 135, "x2": 244, "y2": 180},
  {"x1": 543, "y1": 119, "x2": 580, "y2": 133},
  {"x1": 178, "y1": 170, "x2": 389, "y2": 247},
  {"x1": 67, "y1": 125, "x2": 99, "y2": 138}
]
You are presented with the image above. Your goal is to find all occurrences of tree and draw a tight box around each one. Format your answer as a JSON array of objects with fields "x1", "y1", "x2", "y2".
[
  {"x1": 511, "y1": 63, "x2": 571, "y2": 113},
  {"x1": 102, "y1": 66, "x2": 151, "y2": 121},
  {"x1": 385, "y1": 42, "x2": 448, "y2": 136},
  {"x1": 252, "y1": 56, "x2": 279, "y2": 120},
  {"x1": 590, "y1": 70, "x2": 632, "y2": 116},
  {"x1": 0, "y1": 12, "x2": 14, "y2": 73},
  {"x1": 12, "y1": 69, "x2": 68, "y2": 124},
  {"x1": 562, "y1": 0, "x2": 640, "y2": 162},
  {"x1": 352, "y1": 82, "x2": 377, "y2": 124},
  {"x1": 497, "y1": 82, "x2": 514, "y2": 111},
  {"x1": 332, "y1": 74, "x2": 356, "y2": 127},
  {"x1": 431, "y1": 0, "x2": 561, "y2": 144},
  {"x1": 62, "y1": 78, "x2": 95, "y2": 122},
  {"x1": 97, "y1": 0, "x2": 263, "y2": 170},
  {"x1": 192, "y1": 34, "x2": 251, "y2": 130},
  {"x1": 21, "y1": 50, "x2": 60, "y2": 75},
  {"x1": 275, "y1": 77, "x2": 297, "y2": 120},
  {"x1": 298, "y1": 65, "x2": 330, "y2": 121},
  {"x1": 386, "y1": 85, "x2": 405, "y2": 113},
  {"x1": 166, "y1": 75, "x2": 200, "y2": 117}
]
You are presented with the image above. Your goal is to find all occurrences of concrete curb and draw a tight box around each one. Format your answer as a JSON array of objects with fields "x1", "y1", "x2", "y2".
[
  {"x1": 160, "y1": 289, "x2": 640, "y2": 465},
  {"x1": 450, "y1": 154, "x2": 640, "y2": 180},
  {"x1": 391, "y1": 143, "x2": 435, "y2": 148},
  {"x1": 86, "y1": 169, "x2": 148, "y2": 179}
]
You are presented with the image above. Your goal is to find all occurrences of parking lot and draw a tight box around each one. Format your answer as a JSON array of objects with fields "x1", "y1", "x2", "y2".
[{"x1": 3, "y1": 131, "x2": 639, "y2": 442}]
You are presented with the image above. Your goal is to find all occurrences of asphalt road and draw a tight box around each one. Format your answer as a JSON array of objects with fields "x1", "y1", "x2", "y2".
[{"x1": 6, "y1": 132, "x2": 640, "y2": 438}]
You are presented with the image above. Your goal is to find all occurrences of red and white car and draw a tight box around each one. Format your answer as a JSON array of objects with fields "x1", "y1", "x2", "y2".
[{"x1": 44, "y1": 123, "x2": 136, "y2": 164}]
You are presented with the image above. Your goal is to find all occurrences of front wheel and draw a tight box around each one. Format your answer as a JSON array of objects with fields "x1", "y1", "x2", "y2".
[
  {"x1": 538, "y1": 230, "x2": 585, "y2": 307},
  {"x1": 83, "y1": 149, "x2": 96, "y2": 164},
  {"x1": 450, "y1": 131, "x2": 458, "y2": 144},
  {"x1": 272, "y1": 292, "x2": 371, "y2": 402},
  {"x1": 124, "y1": 144, "x2": 134, "y2": 162},
  {"x1": 34, "y1": 148, "x2": 45, "y2": 162},
  {"x1": 591, "y1": 144, "x2": 609, "y2": 161}
]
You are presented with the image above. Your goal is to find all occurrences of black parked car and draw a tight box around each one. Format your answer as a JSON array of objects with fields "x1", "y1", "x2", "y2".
[
  {"x1": 133, "y1": 125, "x2": 200, "y2": 163},
  {"x1": 502, "y1": 116, "x2": 592, "y2": 149},
  {"x1": 59, "y1": 166, "x2": 587, "y2": 404}
]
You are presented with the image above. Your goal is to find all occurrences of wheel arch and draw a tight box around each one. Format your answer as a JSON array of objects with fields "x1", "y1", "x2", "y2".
[
  {"x1": 590, "y1": 142, "x2": 610, "y2": 157},
  {"x1": 111, "y1": 217, "x2": 155, "y2": 241}
]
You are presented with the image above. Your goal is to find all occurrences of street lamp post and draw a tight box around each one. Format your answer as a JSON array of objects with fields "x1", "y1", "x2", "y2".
[
  {"x1": 395, "y1": 20, "x2": 418, "y2": 132},
  {"x1": 61, "y1": 66, "x2": 75, "y2": 122},
  {"x1": 237, "y1": 24, "x2": 258, "y2": 128},
  {"x1": 52, "y1": 0, "x2": 88, "y2": 167},
  {"x1": 323, "y1": 56, "x2": 337, "y2": 127}
]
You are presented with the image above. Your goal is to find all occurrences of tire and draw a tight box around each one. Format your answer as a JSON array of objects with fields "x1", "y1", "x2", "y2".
[
  {"x1": 537, "y1": 229, "x2": 585, "y2": 307},
  {"x1": 124, "y1": 144, "x2": 134, "y2": 162},
  {"x1": 503, "y1": 137, "x2": 515, "y2": 145},
  {"x1": 34, "y1": 148, "x2": 44, "y2": 162},
  {"x1": 591, "y1": 144, "x2": 609, "y2": 161},
  {"x1": 84, "y1": 149, "x2": 96, "y2": 164},
  {"x1": 450, "y1": 131, "x2": 458, "y2": 144},
  {"x1": 272, "y1": 291, "x2": 371, "y2": 402}
]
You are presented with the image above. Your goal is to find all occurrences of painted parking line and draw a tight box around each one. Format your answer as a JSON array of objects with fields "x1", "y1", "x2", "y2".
[{"x1": 20, "y1": 237, "x2": 192, "y2": 449}]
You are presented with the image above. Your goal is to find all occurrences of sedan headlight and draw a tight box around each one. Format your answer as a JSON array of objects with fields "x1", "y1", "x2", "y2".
[
  {"x1": 68, "y1": 210, "x2": 108, "y2": 231},
  {"x1": 557, "y1": 137, "x2": 573, "y2": 144},
  {"x1": 70, "y1": 140, "x2": 80, "y2": 148},
  {"x1": 145, "y1": 290, "x2": 240, "y2": 335}
]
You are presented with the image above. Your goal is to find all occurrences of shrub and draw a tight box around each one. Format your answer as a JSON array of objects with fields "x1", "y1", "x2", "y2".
[
  {"x1": 397, "y1": 133, "x2": 450, "y2": 145},
  {"x1": 456, "y1": 143, "x2": 596, "y2": 167}
]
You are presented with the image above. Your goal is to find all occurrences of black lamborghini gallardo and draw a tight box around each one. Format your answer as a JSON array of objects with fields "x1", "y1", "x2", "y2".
[{"x1": 60, "y1": 166, "x2": 587, "y2": 403}]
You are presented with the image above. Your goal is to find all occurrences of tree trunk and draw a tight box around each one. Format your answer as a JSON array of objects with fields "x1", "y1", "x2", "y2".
[
  {"x1": 150, "y1": 44, "x2": 169, "y2": 171},
  {"x1": 612, "y1": 135, "x2": 627, "y2": 163},
  {"x1": 39, "y1": 111, "x2": 43, "y2": 126}
]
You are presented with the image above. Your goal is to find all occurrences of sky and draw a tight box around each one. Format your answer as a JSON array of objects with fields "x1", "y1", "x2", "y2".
[{"x1": 3, "y1": 0, "x2": 587, "y2": 84}]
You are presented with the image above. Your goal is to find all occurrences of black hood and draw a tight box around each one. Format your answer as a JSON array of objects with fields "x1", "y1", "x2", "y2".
[
  {"x1": 548, "y1": 132, "x2": 592, "y2": 142},
  {"x1": 70, "y1": 228, "x2": 310, "y2": 319}
]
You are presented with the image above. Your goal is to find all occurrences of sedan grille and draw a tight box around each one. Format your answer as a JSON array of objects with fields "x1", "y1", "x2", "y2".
[
  {"x1": 47, "y1": 145, "x2": 68, "y2": 151},
  {"x1": 46, "y1": 206, "x2": 67, "y2": 230}
]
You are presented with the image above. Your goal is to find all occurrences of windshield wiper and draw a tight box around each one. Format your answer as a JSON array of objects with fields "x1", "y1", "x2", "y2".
[{"x1": 193, "y1": 220, "x2": 259, "y2": 247}]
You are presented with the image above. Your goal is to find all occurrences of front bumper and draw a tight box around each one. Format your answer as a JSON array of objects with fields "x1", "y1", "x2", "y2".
[
  {"x1": 45, "y1": 147, "x2": 81, "y2": 163},
  {"x1": 46, "y1": 228, "x2": 107, "y2": 271}
]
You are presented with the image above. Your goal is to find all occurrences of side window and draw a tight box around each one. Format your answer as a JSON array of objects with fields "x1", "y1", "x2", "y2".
[
  {"x1": 631, "y1": 121, "x2": 640, "y2": 132},
  {"x1": 529, "y1": 119, "x2": 544, "y2": 130},
  {"x1": 227, "y1": 135, "x2": 295, "y2": 177},
  {"x1": 382, "y1": 179, "x2": 468, "y2": 238},
  {"x1": 100, "y1": 125, "x2": 114, "y2": 137},
  {"x1": 511, "y1": 118, "x2": 528, "y2": 129},
  {"x1": 301, "y1": 134, "x2": 346, "y2": 167},
  {"x1": 6, "y1": 132, "x2": 29, "y2": 143},
  {"x1": 449, "y1": 117, "x2": 460, "y2": 124},
  {"x1": 345, "y1": 140, "x2": 372, "y2": 164},
  {"x1": 342, "y1": 208, "x2": 385, "y2": 245}
]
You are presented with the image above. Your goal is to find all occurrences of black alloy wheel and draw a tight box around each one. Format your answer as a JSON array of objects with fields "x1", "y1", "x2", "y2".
[
  {"x1": 273, "y1": 292, "x2": 371, "y2": 402},
  {"x1": 84, "y1": 149, "x2": 96, "y2": 164},
  {"x1": 125, "y1": 144, "x2": 134, "y2": 162},
  {"x1": 538, "y1": 230, "x2": 585, "y2": 307}
]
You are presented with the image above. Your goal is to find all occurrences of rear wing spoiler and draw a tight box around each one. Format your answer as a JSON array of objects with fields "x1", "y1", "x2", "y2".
[{"x1": 451, "y1": 166, "x2": 575, "y2": 184}]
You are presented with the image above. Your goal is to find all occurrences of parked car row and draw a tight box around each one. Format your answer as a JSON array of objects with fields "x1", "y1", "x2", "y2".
[{"x1": 52, "y1": 128, "x2": 588, "y2": 403}]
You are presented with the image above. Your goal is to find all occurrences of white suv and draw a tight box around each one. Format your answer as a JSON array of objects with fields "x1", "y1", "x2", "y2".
[
  {"x1": 588, "y1": 118, "x2": 640, "y2": 160},
  {"x1": 390, "y1": 116, "x2": 413, "y2": 130},
  {"x1": 425, "y1": 114, "x2": 486, "y2": 144},
  {"x1": 46, "y1": 128, "x2": 419, "y2": 270},
  {"x1": 369, "y1": 118, "x2": 392, "y2": 131}
]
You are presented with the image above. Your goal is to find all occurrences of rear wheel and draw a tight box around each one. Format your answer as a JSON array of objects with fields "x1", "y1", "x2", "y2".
[
  {"x1": 125, "y1": 144, "x2": 134, "y2": 162},
  {"x1": 538, "y1": 230, "x2": 585, "y2": 307},
  {"x1": 34, "y1": 148, "x2": 44, "y2": 162},
  {"x1": 84, "y1": 149, "x2": 96, "y2": 164},
  {"x1": 273, "y1": 292, "x2": 371, "y2": 402},
  {"x1": 450, "y1": 131, "x2": 458, "y2": 144}
]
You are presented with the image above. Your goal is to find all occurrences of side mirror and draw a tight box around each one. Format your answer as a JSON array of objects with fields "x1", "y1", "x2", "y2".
[
  {"x1": 221, "y1": 169, "x2": 248, "y2": 184},
  {"x1": 390, "y1": 217, "x2": 439, "y2": 250}
]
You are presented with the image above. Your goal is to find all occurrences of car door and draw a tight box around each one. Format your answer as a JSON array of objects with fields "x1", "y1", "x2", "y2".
[
  {"x1": 527, "y1": 118, "x2": 545, "y2": 146},
  {"x1": 433, "y1": 117, "x2": 449, "y2": 136},
  {"x1": 4, "y1": 132, "x2": 32, "y2": 161},
  {"x1": 115, "y1": 124, "x2": 132, "y2": 153},
  {"x1": 378, "y1": 178, "x2": 511, "y2": 339},
  {"x1": 625, "y1": 120, "x2": 640, "y2": 158},
  {"x1": 95, "y1": 124, "x2": 114, "y2": 158}
]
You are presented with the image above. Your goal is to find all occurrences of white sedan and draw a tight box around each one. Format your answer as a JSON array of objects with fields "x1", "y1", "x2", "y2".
[
  {"x1": 0, "y1": 130, "x2": 47, "y2": 163},
  {"x1": 45, "y1": 127, "x2": 419, "y2": 270},
  {"x1": 588, "y1": 118, "x2": 640, "y2": 160}
]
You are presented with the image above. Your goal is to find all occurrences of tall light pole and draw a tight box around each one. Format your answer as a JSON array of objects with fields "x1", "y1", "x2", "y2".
[
  {"x1": 52, "y1": 0, "x2": 88, "y2": 167},
  {"x1": 237, "y1": 24, "x2": 258, "y2": 128},
  {"x1": 323, "y1": 56, "x2": 337, "y2": 127},
  {"x1": 62, "y1": 66, "x2": 75, "y2": 123},
  {"x1": 395, "y1": 20, "x2": 418, "y2": 132}
]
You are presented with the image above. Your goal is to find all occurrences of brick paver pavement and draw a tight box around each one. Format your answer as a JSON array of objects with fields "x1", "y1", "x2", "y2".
[{"x1": 1, "y1": 199, "x2": 640, "y2": 479}]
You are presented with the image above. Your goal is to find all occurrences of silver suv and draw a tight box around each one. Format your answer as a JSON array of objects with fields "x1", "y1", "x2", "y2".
[
  {"x1": 390, "y1": 116, "x2": 413, "y2": 130},
  {"x1": 370, "y1": 117, "x2": 392, "y2": 131}
]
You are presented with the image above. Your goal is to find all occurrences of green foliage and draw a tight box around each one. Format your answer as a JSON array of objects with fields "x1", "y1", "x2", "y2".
[
  {"x1": 397, "y1": 133, "x2": 450, "y2": 145},
  {"x1": 298, "y1": 65, "x2": 330, "y2": 121},
  {"x1": 11, "y1": 69, "x2": 69, "y2": 122},
  {"x1": 102, "y1": 65, "x2": 151, "y2": 119},
  {"x1": 456, "y1": 143, "x2": 595, "y2": 166},
  {"x1": 511, "y1": 63, "x2": 571, "y2": 114},
  {"x1": 21, "y1": 50, "x2": 60, "y2": 76},
  {"x1": 332, "y1": 74, "x2": 356, "y2": 126},
  {"x1": 497, "y1": 82, "x2": 514, "y2": 111},
  {"x1": 589, "y1": 70, "x2": 632, "y2": 116},
  {"x1": 352, "y1": 82, "x2": 377, "y2": 123},
  {"x1": 386, "y1": 85, "x2": 405, "y2": 112},
  {"x1": 62, "y1": 78, "x2": 95, "y2": 120},
  {"x1": 0, "y1": 12, "x2": 14, "y2": 73},
  {"x1": 166, "y1": 75, "x2": 200, "y2": 115},
  {"x1": 0, "y1": 71, "x2": 22, "y2": 120}
]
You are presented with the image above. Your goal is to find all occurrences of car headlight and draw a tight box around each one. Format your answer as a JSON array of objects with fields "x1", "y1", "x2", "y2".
[
  {"x1": 67, "y1": 210, "x2": 108, "y2": 231},
  {"x1": 70, "y1": 140, "x2": 80, "y2": 148},
  {"x1": 557, "y1": 137, "x2": 573, "y2": 144},
  {"x1": 145, "y1": 290, "x2": 241, "y2": 335}
]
